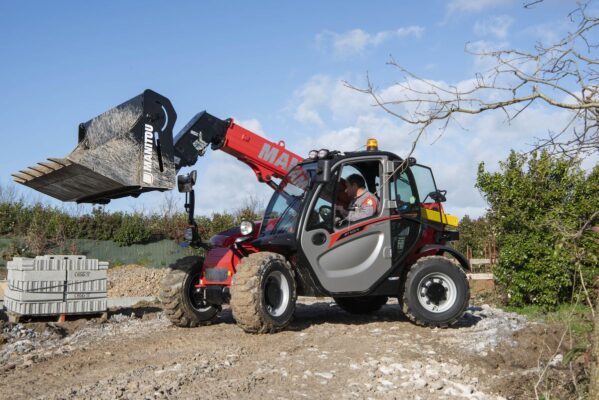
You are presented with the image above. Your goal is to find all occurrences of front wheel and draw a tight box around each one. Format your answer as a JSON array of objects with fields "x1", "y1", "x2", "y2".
[
  {"x1": 230, "y1": 252, "x2": 297, "y2": 333},
  {"x1": 160, "y1": 256, "x2": 218, "y2": 327},
  {"x1": 401, "y1": 256, "x2": 469, "y2": 328}
]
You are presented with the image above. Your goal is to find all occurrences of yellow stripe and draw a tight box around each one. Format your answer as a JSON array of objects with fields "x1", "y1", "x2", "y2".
[{"x1": 420, "y1": 208, "x2": 459, "y2": 227}]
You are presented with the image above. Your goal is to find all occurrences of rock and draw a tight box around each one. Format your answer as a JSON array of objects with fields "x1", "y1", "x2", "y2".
[
  {"x1": 413, "y1": 378, "x2": 427, "y2": 389},
  {"x1": 430, "y1": 380, "x2": 444, "y2": 390},
  {"x1": 549, "y1": 354, "x2": 563, "y2": 367},
  {"x1": 314, "y1": 372, "x2": 333, "y2": 379}
]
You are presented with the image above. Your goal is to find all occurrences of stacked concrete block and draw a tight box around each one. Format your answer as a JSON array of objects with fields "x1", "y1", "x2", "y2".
[{"x1": 4, "y1": 255, "x2": 108, "y2": 316}]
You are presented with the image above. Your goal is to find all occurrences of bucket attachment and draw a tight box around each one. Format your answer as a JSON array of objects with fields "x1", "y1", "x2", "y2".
[{"x1": 13, "y1": 90, "x2": 177, "y2": 204}]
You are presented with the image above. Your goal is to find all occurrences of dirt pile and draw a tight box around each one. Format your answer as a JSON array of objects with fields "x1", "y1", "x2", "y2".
[{"x1": 107, "y1": 265, "x2": 167, "y2": 297}]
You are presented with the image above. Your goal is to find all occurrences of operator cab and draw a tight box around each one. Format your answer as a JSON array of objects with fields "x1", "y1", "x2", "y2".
[{"x1": 249, "y1": 140, "x2": 459, "y2": 297}]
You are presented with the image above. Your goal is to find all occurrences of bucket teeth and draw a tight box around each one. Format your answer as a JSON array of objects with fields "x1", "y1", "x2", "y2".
[
  {"x1": 19, "y1": 169, "x2": 43, "y2": 178},
  {"x1": 38, "y1": 161, "x2": 64, "y2": 171},
  {"x1": 12, "y1": 158, "x2": 73, "y2": 184},
  {"x1": 47, "y1": 157, "x2": 72, "y2": 167},
  {"x1": 11, "y1": 173, "x2": 30, "y2": 183},
  {"x1": 29, "y1": 164, "x2": 52, "y2": 174}
]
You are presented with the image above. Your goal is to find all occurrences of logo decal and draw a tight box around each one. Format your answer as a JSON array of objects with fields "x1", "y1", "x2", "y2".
[
  {"x1": 258, "y1": 143, "x2": 300, "y2": 172},
  {"x1": 339, "y1": 225, "x2": 366, "y2": 240},
  {"x1": 142, "y1": 123, "x2": 154, "y2": 185}
]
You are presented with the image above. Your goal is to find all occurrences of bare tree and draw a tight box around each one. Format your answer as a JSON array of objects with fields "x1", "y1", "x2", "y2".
[{"x1": 347, "y1": 1, "x2": 599, "y2": 159}]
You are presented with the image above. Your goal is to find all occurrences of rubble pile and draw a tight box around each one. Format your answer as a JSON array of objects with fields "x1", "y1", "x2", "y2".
[{"x1": 107, "y1": 265, "x2": 167, "y2": 298}]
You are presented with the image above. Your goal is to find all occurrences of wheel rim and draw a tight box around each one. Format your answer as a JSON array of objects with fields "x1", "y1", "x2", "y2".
[
  {"x1": 264, "y1": 270, "x2": 290, "y2": 317},
  {"x1": 416, "y1": 272, "x2": 457, "y2": 313},
  {"x1": 187, "y1": 272, "x2": 213, "y2": 312}
]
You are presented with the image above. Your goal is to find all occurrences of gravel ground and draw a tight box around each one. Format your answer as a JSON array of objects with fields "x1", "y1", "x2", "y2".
[
  {"x1": 0, "y1": 297, "x2": 575, "y2": 400},
  {"x1": 0, "y1": 266, "x2": 579, "y2": 399}
]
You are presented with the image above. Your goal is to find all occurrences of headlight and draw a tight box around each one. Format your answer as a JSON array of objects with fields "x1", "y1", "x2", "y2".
[
  {"x1": 308, "y1": 150, "x2": 318, "y2": 159},
  {"x1": 240, "y1": 220, "x2": 255, "y2": 236},
  {"x1": 318, "y1": 149, "x2": 329, "y2": 158}
]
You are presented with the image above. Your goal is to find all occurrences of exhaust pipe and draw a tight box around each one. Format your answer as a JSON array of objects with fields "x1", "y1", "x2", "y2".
[{"x1": 13, "y1": 90, "x2": 177, "y2": 204}]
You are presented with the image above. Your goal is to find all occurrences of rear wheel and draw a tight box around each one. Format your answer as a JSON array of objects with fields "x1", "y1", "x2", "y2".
[
  {"x1": 230, "y1": 252, "x2": 297, "y2": 333},
  {"x1": 334, "y1": 296, "x2": 388, "y2": 314},
  {"x1": 401, "y1": 256, "x2": 469, "y2": 328},
  {"x1": 160, "y1": 256, "x2": 218, "y2": 327}
]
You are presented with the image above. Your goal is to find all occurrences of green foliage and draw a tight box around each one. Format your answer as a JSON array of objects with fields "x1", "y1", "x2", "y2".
[
  {"x1": 454, "y1": 214, "x2": 494, "y2": 258},
  {"x1": 113, "y1": 214, "x2": 152, "y2": 246},
  {"x1": 0, "y1": 185, "x2": 265, "y2": 251},
  {"x1": 476, "y1": 151, "x2": 599, "y2": 308}
]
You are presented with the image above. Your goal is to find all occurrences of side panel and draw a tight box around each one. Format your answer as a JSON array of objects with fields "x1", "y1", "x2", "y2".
[{"x1": 301, "y1": 219, "x2": 393, "y2": 293}]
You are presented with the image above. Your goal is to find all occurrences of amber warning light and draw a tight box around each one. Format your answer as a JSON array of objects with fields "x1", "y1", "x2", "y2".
[{"x1": 366, "y1": 138, "x2": 378, "y2": 151}]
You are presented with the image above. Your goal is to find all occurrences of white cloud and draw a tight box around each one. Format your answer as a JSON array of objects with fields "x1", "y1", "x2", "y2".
[
  {"x1": 236, "y1": 118, "x2": 265, "y2": 136},
  {"x1": 316, "y1": 26, "x2": 424, "y2": 57},
  {"x1": 291, "y1": 75, "x2": 371, "y2": 126},
  {"x1": 523, "y1": 23, "x2": 563, "y2": 46},
  {"x1": 474, "y1": 15, "x2": 514, "y2": 39},
  {"x1": 191, "y1": 151, "x2": 270, "y2": 217},
  {"x1": 288, "y1": 72, "x2": 578, "y2": 219},
  {"x1": 447, "y1": 0, "x2": 513, "y2": 14}
]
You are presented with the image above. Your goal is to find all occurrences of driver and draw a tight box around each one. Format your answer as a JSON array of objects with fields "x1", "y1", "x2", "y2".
[{"x1": 340, "y1": 174, "x2": 378, "y2": 223}]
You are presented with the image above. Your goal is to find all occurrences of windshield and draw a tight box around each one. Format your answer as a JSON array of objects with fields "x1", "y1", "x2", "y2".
[
  {"x1": 260, "y1": 163, "x2": 316, "y2": 237},
  {"x1": 410, "y1": 165, "x2": 438, "y2": 203}
]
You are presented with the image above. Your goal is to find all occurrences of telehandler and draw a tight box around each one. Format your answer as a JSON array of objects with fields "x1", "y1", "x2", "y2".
[{"x1": 14, "y1": 90, "x2": 470, "y2": 333}]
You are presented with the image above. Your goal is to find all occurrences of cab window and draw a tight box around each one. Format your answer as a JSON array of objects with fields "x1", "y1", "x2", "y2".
[
  {"x1": 334, "y1": 161, "x2": 381, "y2": 227},
  {"x1": 389, "y1": 170, "x2": 417, "y2": 213},
  {"x1": 305, "y1": 172, "x2": 337, "y2": 232},
  {"x1": 410, "y1": 165, "x2": 438, "y2": 204},
  {"x1": 306, "y1": 160, "x2": 381, "y2": 232}
]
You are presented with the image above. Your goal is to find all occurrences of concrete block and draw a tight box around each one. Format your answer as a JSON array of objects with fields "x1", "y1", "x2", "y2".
[
  {"x1": 4, "y1": 287, "x2": 64, "y2": 302},
  {"x1": 4, "y1": 255, "x2": 108, "y2": 316},
  {"x1": 7, "y1": 256, "x2": 108, "y2": 272},
  {"x1": 4, "y1": 297, "x2": 66, "y2": 315},
  {"x1": 4, "y1": 297, "x2": 107, "y2": 316},
  {"x1": 64, "y1": 299, "x2": 107, "y2": 314},
  {"x1": 8, "y1": 270, "x2": 66, "y2": 292},
  {"x1": 65, "y1": 292, "x2": 107, "y2": 300},
  {"x1": 66, "y1": 270, "x2": 107, "y2": 293}
]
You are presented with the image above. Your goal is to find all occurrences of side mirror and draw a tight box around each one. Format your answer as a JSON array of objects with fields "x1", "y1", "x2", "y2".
[
  {"x1": 177, "y1": 170, "x2": 197, "y2": 193},
  {"x1": 314, "y1": 159, "x2": 332, "y2": 183}
]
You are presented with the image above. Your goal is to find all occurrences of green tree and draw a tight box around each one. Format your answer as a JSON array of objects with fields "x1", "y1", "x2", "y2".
[
  {"x1": 454, "y1": 214, "x2": 494, "y2": 259},
  {"x1": 476, "y1": 151, "x2": 598, "y2": 307}
]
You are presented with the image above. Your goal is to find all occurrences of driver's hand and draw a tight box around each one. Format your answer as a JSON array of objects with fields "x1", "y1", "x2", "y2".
[{"x1": 335, "y1": 218, "x2": 348, "y2": 229}]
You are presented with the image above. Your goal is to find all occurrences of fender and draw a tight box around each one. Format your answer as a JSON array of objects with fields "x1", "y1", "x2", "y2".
[{"x1": 416, "y1": 245, "x2": 471, "y2": 271}]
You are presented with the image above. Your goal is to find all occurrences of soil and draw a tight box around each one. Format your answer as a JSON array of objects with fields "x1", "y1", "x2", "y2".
[
  {"x1": 0, "y1": 266, "x2": 585, "y2": 399},
  {"x1": 0, "y1": 297, "x2": 583, "y2": 400}
]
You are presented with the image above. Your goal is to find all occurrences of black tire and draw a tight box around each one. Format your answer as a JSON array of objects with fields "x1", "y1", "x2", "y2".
[
  {"x1": 230, "y1": 252, "x2": 297, "y2": 333},
  {"x1": 159, "y1": 256, "x2": 218, "y2": 327},
  {"x1": 333, "y1": 296, "x2": 388, "y2": 314},
  {"x1": 401, "y1": 256, "x2": 469, "y2": 328}
]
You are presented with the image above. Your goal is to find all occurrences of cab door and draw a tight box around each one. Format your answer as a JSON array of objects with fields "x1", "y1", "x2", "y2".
[{"x1": 299, "y1": 157, "x2": 394, "y2": 294}]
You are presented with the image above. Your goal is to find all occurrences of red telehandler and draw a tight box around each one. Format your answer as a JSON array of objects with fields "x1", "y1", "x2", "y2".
[{"x1": 14, "y1": 90, "x2": 470, "y2": 333}]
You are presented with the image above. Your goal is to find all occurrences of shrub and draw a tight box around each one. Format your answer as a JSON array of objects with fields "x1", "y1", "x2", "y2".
[
  {"x1": 476, "y1": 151, "x2": 598, "y2": 308},
  {"x1": 113, "y1": 214, "x2": 152, "y2": 246}
]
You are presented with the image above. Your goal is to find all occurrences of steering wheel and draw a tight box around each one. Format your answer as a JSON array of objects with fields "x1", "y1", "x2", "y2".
[{"x1": 318, "y1": 205, "x2": 332, "y2": 220}]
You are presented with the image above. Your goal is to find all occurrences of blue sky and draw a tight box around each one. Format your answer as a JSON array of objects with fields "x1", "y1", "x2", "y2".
[{"x1": 0, "y1": 0, "x2": 585, "y2": 218}]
